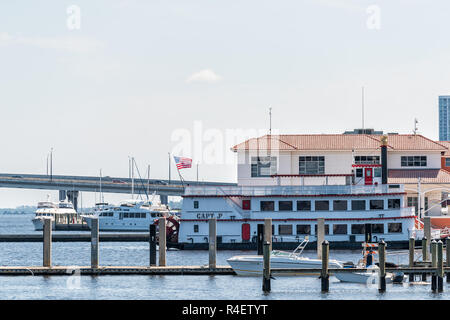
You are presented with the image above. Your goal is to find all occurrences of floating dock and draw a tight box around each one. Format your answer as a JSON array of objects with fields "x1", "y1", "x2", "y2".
[{"x1": 0, "y1": 266, "x2": 235, "y2": 276}]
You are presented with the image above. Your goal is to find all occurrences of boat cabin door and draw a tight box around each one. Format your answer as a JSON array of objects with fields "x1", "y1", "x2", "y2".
[
  {"x1": 364, "y1": 168, "x2": 373, "y2": 185},
  {"x1": 242, "y1": 223, "x2": 250, "y2": 242}
]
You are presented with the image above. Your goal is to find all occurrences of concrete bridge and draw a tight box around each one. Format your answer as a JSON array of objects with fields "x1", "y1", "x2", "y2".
[{"x1": 0, "y1": 173, "x2": 236, "y2": 210}]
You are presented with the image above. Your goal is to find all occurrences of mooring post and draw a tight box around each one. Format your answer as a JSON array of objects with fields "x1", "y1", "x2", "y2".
[
  {"x1": 159, "y1": 217, "x2": 166, "y2": 266},
  {"x1": 264, "y1": 218, "x2": 272, "y2": 252},
  {"x1": 422, "y1": 237, "x2": 428, "y2": 281},
  {"x1": 91, "y1": 217, "x2": 99, "y2": 269},
  {"x1": 378, "y1": 240, "x2": 386, "y2": 293},
  {"x1": 317, "y1": 218, "x2": 325, "y2": 259},
  {"x1": 431, "y1": 240, "x2": 437, "y2": 292},
  {"x1": 409, "y1": 237, "x2": 415, "y2": 282},
  {"x1": 438, "y1": 240, "x2": 444, "y2": 292},
  {"x1": 43, "y1": 218, "x2": 52, "y2": 267},
  {"x1": 262, "y1": 241, "x2": 271, "y2": 293},
  {"x1": 257, "y1": 224, "x2": 264, "y2": 255},
  {"x1": 447, "y1": 237, "x2": 450, "y2": 283},
  {"x1": 321, "y1": 240, "x2": 329, "y2": 293},
  {"x1": 209, "y1": 218, "x2": 217, "y2": 269},
  {"x1": 149, "y1": 224, "x2": 157, "y2": 266}
]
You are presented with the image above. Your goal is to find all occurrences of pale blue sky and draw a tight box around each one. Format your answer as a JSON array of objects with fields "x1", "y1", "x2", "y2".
[{"x1": 1, "y1": 0, "x2": 450, "y2": 206}]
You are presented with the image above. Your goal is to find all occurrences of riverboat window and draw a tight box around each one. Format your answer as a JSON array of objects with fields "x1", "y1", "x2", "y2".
[
  {"x1": 388, "y1": 223, "x2": 402, "y2": 233},
  {"x1": 333, "y1": 200, "x2": 347, "y2": 211},
  {"x1": 315, "y1": 200, "x2": 329, "y2": 211},
  {"x1": 251, "y1": 156, "x2": 277, "y2": 177},
  {"x1": 314, "y1": 224, "x2": 329, "y2": 235},
  {"x1": 372, "y1": 224, "x2": 384, "y2": 233},
  {"x1": 370, "y1": 200, "x2": 384, "y2": 210},
  {"x1": 351, "y1": 200, "x2": 366, "y2": 210},
  {"x1": 194, "y1": 201, "x2": 199, "y2": 209},
  {"x1": 299, "y1": 156, "x2": 325, "y2": 174},
  {"x1": 260, "y1": 201, "x2": 275, "y2": 211},
  {"x1": 354, "y1": 156, "x2": 380, "y2": 164},
  {"x1": 388, "y1": 199, "x2": 401, "y2": 209},
  {"x1": 374, "y1": 167, "x2": 381, "y2": 177},
  {"x1": 194, "y1": 225, "x2": 199, "y2": 233},
  {"x1": 351, "y1": 224, "x2": 365, "y2": 234},
  {"x1": 355, "y1": 168, "x2": 363, "y2": 178},
  {"x1": 401, "y1": 156, "x2": 427, "y2": 167},
  {"x1": 446, "y1": 158, "x2": 450, "y2": 167},
  {"x1": 296, "y1": 200, "x2": 311, "y2": 211},
  {"x1": 407, "y1": 197, "x2": 428, "y2": 215},
  {"x1": 296, "y1": 224, "x2": 311, "y2": 235},
  {"x1": 333, "y1": 224, "x2": 347, "y2": 235},
  {"x1": 278, "y1": 201, "x2": 293, "y2": 211},
  {"x1": 278, "y1": 225, "x2": 293, "y2": 235}
]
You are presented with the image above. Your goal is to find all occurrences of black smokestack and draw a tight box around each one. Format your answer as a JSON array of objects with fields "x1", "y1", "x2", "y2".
[{"x1": 381, "y1": 135, "x2": 388, "y2": 184}]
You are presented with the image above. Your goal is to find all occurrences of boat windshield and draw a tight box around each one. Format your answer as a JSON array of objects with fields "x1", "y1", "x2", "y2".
[{"x1": 37, "y1": 202, "x2": 56, "y2": 209}]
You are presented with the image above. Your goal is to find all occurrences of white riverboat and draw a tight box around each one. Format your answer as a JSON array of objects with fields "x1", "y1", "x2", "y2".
[
  {"x1": 32, "y1": 198, "x2": 83, "y2": 230},
  {"x1": 227, "y1": 238, "x2": 344, "y2": 276}
]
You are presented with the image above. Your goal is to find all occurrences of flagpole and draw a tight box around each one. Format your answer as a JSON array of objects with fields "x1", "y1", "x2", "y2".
[{"x1": 168, "y1": 152, "x2": 171, "y2": 184}]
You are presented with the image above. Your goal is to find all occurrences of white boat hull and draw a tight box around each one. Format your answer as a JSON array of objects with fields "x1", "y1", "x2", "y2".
[
  {"x1": 227, "y1": 255, "x2": 343, "y2": 276},
  {"x1": 334, "y1": 267, "x2": 405, "y2": 284}
]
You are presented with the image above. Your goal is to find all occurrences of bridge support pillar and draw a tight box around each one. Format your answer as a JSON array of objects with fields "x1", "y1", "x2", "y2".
[
  {"x1": 59, "y1": 190, "x2": 67, "y2": 201},
  {"x1": 67, "y1": 191, "x2": 79, "y2": 212},
  {"x1": 160, "y1": 195, "x2": 168, "y2": 205}
]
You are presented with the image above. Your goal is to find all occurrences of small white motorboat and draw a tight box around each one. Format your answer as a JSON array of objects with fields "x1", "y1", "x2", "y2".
[{"x1": 227, "y1": 238, "x2": 344, "y2": 276}]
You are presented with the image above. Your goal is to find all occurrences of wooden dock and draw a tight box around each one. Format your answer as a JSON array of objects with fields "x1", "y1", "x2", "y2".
[{"x1": 0, "y1": 266, "x2": 235, "y2": 276}]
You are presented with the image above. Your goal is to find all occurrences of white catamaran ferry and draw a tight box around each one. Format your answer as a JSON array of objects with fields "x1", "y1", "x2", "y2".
[{"x1": 178, "y1": 134, "x2": 422, "y2": 249}]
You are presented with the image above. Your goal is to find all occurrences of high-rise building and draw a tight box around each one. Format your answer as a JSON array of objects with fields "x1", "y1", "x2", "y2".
[{"x1": 439, "y1": 95, "x2": 450, "y2": 141}]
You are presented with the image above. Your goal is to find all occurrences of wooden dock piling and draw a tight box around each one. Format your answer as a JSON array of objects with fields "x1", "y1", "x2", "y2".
[
  {"x1": 149, "y1": 224, "x2": 156, "y2": 266},
  {"x1": 378, "y1": 240, "x2": 386, "y2": 292},
  {"x1": 91, "y1": 218, "x2": 99, "y2": 269},
  {"x1": 159, "y1": 217, "x2": 166, "y2": 266},
  {"x1": 262, "y1": 241, "x2": 271, "y2": 293},
  {"x1": 431, "y1": 240, "x2": 437, "y2": 292},
  {"x1": 321, "y1": 240, "x2": 329, "y2": 293},
  {"x1": 43, "y1": 218, "x2": 51, "y2": 267},
  {"x1": 264, "y1": 218, "x2": 272, "y2": 252},
  {"x1": 209, "y1": 218, "x2": 217, "y2": 269},
  {"x1": 438, "y1": 240, "x2": 444, "y2": 292},
  {"x1": 422, "y1": 237, "x2": 428, "y2": 281},
  {"x1": 409, "y1": 237, "x2": 415, "y2": 282},
  {"x1": 317, "y1": 218, "x2": 325, "y2": 259}
]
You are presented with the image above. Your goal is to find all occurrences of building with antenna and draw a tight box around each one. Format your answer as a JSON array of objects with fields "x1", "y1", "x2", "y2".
[{"x1": 439, "y1": 95, "x2": 450, "y2": 141}]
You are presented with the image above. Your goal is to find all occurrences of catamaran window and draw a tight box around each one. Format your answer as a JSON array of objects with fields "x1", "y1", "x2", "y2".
[
  {"x1": 194, "y1": 201, "x2": 199, "y2": 209},
  {"x1": 278, "y1": 225, "x2": 293, "y2": 235},
  {"x1": 355, "y1": 168, "x2": 363, "y2": 178},
  {"x1": 278, "y1": 201, "x2": 293, "y2": 211},
  {"x1": 299, "y1": 156, "x2": 325, "y2": 174},
  {"x1": 333, "y1": 224, "x2": 347, "y2": 235},
  {"x1": 251, "y1": 156, "x2": 277, "y2": 177},
  {"x1": 194, "y1": 225, "x2": 199, "y2": 233},
  {"x1": 370, "y1": 200, "x2": 384, "y2": 210},
  {"x1": 388, "y1": 199, "x2": 401, "y2": 209},
  {"x1": 351, "y1": 200, "x2": 366, "y2": 210},
  {"x1": 333, "y1": 200, "x2": 347, "y2": 211},
  {"x1": 372, "y1": 224, "x2": 384, "y2": 234},
  {"x1": 296, "y1": 224, "x2": 311, "y2": 235},
  {"x1": 401, "y1": 156, "x2": 427, "y2": 167},
  {"x1": 388, "y1": 223, "x2": 402, "y2": 233},
  {"x1": 124, "y1": 212, "x2": 129, "y2": 218},
  {"x1": 141, "y1": 213, "x2": 146, "y2": 218},
  {"x1": 296, "y1": 201, "x2": 311, "y2": 211},
  {"x1": 314, "y1": 224, "x2": 329, "y2": 235},
  {"x1": 354, "y1": 156, "x2": 380, "y2": 164},
  {"x1": 315, "y1": 200, "x2": 329, "y2": 211},
  {"x1": 351, "y1": 224, "x2": 365, "y2": 234},
  {"x1": 260, "y1": 201, "x2": 275, "y2": 211}
]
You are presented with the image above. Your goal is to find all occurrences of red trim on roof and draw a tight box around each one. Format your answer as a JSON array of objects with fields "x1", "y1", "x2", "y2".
[
  {"x1": 180, "y1": 216, "x2": 415, "y2": 222},
  {"x1": 270, "y1": 174, "x2": 353, "y2": 177}
]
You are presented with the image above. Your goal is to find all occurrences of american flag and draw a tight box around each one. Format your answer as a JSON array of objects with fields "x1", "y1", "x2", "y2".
[{"x1": 173, "y1": 156, "x2": 192, "y2": 170}]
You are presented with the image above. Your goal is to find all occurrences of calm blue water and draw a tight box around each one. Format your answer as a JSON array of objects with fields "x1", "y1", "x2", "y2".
[{"x1": 0, "y1": 213, "x2": 448, "y2": 300}]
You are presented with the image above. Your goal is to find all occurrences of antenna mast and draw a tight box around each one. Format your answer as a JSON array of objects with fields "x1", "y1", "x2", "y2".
[
  {"x1": 269, "y1": 106, "x2": 272, "y2": 135},
  {"x1": 362, "y1": 86, "x2": 365, "y2": 130},
  {"x1": 413, "y1": 118, "x2": 418, "y2": 135}
]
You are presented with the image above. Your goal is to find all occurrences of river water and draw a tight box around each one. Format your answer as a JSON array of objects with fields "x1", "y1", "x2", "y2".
[{"x1": 0, "y1": 213, "x2": 447, "y2": 300}]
